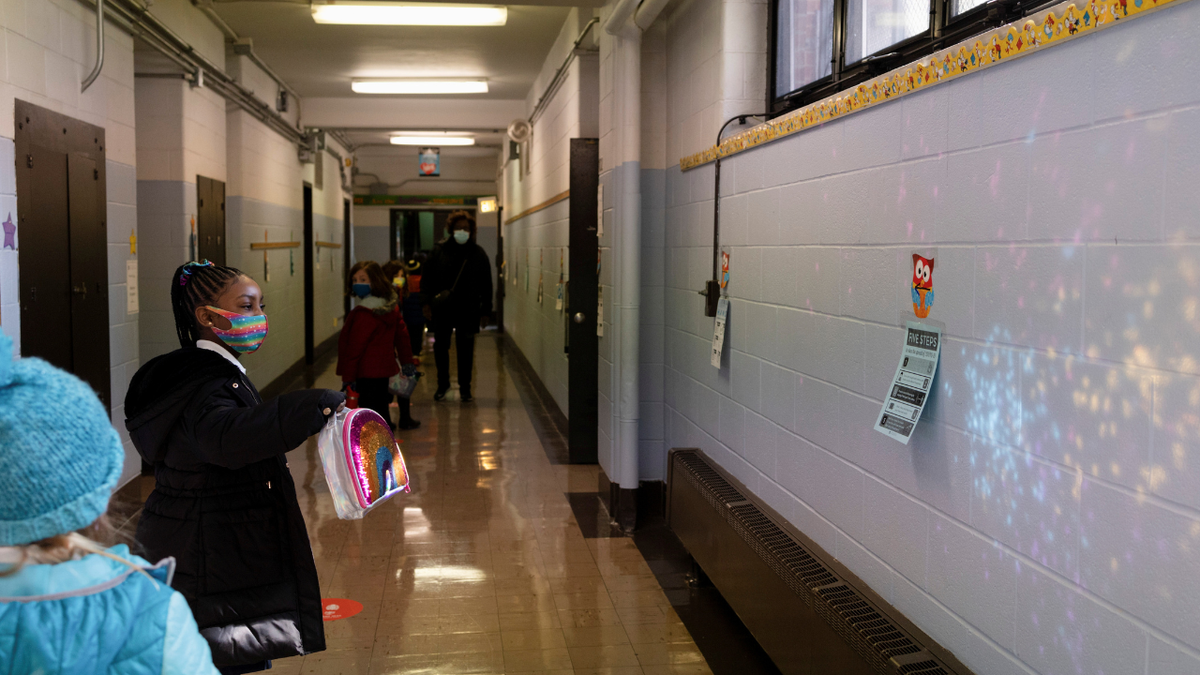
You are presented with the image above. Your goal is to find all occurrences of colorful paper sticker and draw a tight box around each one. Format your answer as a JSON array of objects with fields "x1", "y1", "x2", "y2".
[
  {"x1": 720, "y1": 251, "x2": 730, "y2": 291},
  {"x1": 911, "y1": 253, "x2": 935, "y2": 319},
  {"x1": 876, "y1": 322, "x2": 941, "y2": 445},
  {"x1": 3, "y1": 213, "x2": 16, "y2": 250}
]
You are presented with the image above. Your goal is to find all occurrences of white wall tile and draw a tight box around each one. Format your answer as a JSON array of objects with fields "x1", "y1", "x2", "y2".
[
  {"x1": 974, "y1": 245, "x2": 1084, "y2": 352},
  {"x1": 1080, "y1": 479, "x2": 1200, "y2": 646},
  {"x1": 927, "y1": 513, "x2": 1017, "y2": 651}
]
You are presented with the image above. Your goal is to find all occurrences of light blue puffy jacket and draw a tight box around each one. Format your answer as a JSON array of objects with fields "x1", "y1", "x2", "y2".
[{"x1": 0, "y1": 544, "x2": 219, "y2": 675}]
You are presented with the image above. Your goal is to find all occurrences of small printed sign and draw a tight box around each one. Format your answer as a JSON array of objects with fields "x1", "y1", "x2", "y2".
[
  {"x1": 597, "y1": 287, "x2": 604, "y2": 337},
  {"x1": 321, "y1": 598, "x2": 364, "y2": 622},
  {"x1": 126, "y1": 259, "x2": 139, "y2": 314},
  {"x1": 875, "y1": 322, "x2": 942, "y2": 444},
  {"x1": 596, "y1": 185, "x2": 604, "y2": 237},
  {"x1": 710, "y1": 297, "x2": 729, "y2": 368},
  {"x1": 418, "y1": 147, "x2": 440, "y2": 177}
]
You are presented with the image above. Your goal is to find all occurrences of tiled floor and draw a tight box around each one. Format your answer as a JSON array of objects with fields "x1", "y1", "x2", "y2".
[{"x1": 271, "y1": 333, "x2": 713, "y2": 675}]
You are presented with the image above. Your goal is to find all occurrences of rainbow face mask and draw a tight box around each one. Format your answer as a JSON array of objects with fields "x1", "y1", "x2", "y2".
[{"x1": 205, "y1": 306, "x2": 269, "y2": 353}]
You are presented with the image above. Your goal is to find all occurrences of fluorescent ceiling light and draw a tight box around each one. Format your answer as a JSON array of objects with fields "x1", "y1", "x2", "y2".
[
  {"x1": 390, "y1": 135, "x2": 476, "y2": 146},
  {"x1": 352, "y1": 79, "x2": 488, "y2": 94},
  {"x1": 313, "y1": 2, "x2": 507, "y2": 26}
]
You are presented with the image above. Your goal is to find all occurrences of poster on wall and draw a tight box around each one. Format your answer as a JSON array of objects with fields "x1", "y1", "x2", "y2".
[
  {"x1": 418, "y1": 147, "x2": 440, "y2": 177},
  {"x1": 710, "y1": 297, "x2": 728, "y2": 368},
  {"x1": 126, "y1": 259, "x2": 139, "y2": 314},
  {"x1": 875, "y1": 321, "x2": 941, "y2": 444}
]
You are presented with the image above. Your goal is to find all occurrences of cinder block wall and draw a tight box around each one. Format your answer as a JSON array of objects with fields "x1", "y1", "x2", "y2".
[{"x1": 657, "y1": 0, "x2": 1200, "y2": 672}]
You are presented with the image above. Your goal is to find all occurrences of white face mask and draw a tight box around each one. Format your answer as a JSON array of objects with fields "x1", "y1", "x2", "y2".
[{"x1": 453, "y1": 230, "x2": 470, "y2": 245}]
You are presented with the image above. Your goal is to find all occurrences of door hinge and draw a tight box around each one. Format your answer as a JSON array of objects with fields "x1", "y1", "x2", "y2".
[
  {"x1": 93, "y1": 169, "x2": 98, "y2": 180},
  {"x1": 26, "y1": 154, "x2": 32, "y2": 169}
]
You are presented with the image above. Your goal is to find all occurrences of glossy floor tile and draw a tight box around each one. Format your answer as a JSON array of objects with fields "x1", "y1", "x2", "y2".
[{"x1": 270, "y1": 334, "x2": 714, "y2": 675}]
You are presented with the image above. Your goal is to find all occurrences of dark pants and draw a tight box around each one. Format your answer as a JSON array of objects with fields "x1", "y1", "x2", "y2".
[
  {"x1": 356, "y1": 377, "x2": 392, "y2": 427},
  {"x1": 395, "y1": 394, "x2": 414, "y2": 423},
  {"x1": 433, "y1": 323, "x2": 476, "y2": 392},
  {"x1": 408, "y1": 322, "x2": 425, "y2": 356}
]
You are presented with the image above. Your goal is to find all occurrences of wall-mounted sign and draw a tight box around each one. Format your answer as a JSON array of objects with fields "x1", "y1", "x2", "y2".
[
  {"x1": 479, "y1": 196, "x2": 497, "y2": 213},
  {"x1": 876, "y1": 322, "x2": 941, "y2": 444},
  {"x1": 710, "y1": 297, "x2": 729, "y2": 368},
  {"x1": 418, "y1": 147, "x2": 440, "y2": 176}
]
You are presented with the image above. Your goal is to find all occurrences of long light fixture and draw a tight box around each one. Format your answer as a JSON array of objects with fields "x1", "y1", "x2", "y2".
[
  {"x1": 352, "y1": 78, "x2": 488, "y2": 94},
  {"x1": 312, "y1": 2, "x2": 507, "y2": 26},
  {"x1": 390, "y1": 135, "x2": 476, "y2": 146}
]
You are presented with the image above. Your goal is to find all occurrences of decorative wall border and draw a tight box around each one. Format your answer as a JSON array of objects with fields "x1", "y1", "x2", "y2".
[{"x1": 679, "y1": 0, "x2": 1188, "y2": 171}]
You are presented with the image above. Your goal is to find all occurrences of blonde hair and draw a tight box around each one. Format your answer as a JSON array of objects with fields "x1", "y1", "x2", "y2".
[{"x1": 0, "y1": 510, "x2": 152, "y2": 581}]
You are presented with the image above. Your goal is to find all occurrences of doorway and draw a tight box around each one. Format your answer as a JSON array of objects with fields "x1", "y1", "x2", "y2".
[
  {"x1": 196, "y1": 175, "x2": 226, "y2": 265},
  {"x1": 567, "y1": 138, "x2": 600, "y2": 463},
  {"x1": 390, "y1": 209, "x2": 449, "y2": 261},
  {"x1": 343, "y1": 197, "x2": 352, "y2": 315},
  {"x1": 303, "y1": 183, "x2": 314, "y2": 364},
  {"x1": 15, "y1": 100, "x2": 111, "y2": 410}
]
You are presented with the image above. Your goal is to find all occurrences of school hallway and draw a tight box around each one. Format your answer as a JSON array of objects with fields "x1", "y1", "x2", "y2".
[{"x1": 268, "y1": 333, "x2": 758, "y2": 675}]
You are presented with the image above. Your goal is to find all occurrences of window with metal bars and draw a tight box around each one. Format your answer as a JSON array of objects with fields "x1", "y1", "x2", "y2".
[{"x1": 770, "y1": 0, "x2": 1061, "y2": 115}]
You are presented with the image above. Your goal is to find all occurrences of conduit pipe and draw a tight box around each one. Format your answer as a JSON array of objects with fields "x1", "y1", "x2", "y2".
[
  {"x1": 81, "y1": 0, "x2": 105, "y2": 92},
  {"x1": 603, "y1": 0, "x2": 672, "y2": 516},
  {"x1": 82, "y1": 0, "x2": 305, "y2": 145}
]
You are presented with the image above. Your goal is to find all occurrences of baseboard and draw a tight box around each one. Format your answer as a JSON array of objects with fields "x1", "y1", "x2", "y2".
[
  {"x1": 495, "y1": 333, "x2": 571, "y2": 464},
  {"x1": 260, "y1": 332, "x2": 339, "y2": 400}
]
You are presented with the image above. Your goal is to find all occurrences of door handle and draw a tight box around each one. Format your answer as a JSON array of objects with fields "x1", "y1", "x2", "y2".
[{"x1": 573, "y1": 312, "x2": 586, "y2": 324}]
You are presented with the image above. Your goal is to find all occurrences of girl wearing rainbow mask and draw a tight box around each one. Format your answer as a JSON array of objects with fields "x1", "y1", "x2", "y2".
[{"x1": 124, "y1": 261, "x2": 344, "y2": 674}]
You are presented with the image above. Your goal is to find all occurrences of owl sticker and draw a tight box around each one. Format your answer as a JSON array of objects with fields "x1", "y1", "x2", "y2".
[{"x1": 911, "y1": 254, "x2": 935, "y2": 319}]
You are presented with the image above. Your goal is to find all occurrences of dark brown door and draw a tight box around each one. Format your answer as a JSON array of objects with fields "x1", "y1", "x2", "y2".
[
  {"x1": 197, "y1": 175, "x2": 226, "y2": 266},
  {"x1": 567, "y1": 138, "x2": 599, "y2": 463},
  {"x1": 303, "y1": 184, "x2": 314, "y2": 364},
  {"x1": 15, "y1": 100, "x2": 111, "y2": 410}
]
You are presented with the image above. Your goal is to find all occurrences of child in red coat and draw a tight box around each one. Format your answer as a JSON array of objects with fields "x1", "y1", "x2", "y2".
[{"x1": 338, "y1": 261, "x2": 419, "y2": 430}]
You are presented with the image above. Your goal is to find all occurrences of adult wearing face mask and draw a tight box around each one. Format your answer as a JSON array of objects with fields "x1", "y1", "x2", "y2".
[
  {"x1": 338, "y1": 261, "x2": 417, "y2": 429},
  {"x1": 423, "y1": 210, "x2": 493, "y2": 402}
]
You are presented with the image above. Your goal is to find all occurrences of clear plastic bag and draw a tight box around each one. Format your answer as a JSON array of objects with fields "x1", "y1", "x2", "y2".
[{"x1": 317, "y1": 407, "x2": 411, "y2": 520}]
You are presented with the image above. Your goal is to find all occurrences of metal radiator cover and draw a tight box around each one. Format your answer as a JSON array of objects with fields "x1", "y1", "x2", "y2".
[{"x1": 667, "y1": 448, "x2": 971, "y2": 675}]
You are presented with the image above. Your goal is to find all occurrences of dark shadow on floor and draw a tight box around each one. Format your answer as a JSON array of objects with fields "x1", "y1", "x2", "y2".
[{"x1": 633, "y1": 518, "x2": 783, "y2": 675}]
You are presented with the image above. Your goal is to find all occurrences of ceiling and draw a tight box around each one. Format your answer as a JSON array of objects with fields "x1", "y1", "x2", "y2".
[{"x1": 210, "y1": 1, "x2": 575, "y2": 101}]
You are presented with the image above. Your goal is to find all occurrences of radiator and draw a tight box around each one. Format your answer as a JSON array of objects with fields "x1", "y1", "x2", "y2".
[{"x1": 667, "y1": 448, "x2": 972, "y2": 675}]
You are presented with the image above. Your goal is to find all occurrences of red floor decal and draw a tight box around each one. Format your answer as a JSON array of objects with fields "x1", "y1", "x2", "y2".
[{"x1": 321, "y1": 598, "x2": 363, "y2": 621}]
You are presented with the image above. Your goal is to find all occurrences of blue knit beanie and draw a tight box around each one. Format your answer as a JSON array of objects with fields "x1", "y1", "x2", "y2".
[{"x1": 0, "y1": 334, "x2": 124, "y2": 546}]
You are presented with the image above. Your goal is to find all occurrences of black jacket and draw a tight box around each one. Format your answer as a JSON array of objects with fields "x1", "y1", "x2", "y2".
[
  {"x1": 424, "y1": 238, "x2": 493, "y2": 330},
  {"x1": 124, "y1": 348, "x2": 343, "y2": 667}
]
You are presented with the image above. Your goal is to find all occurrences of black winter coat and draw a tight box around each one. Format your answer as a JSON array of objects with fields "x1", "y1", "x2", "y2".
[
  {"x1": 424, "y1": 238, "x2": 493, "y2": 331},
  {"x1": 124, "y1": 348, "x2": 343, "y2": 667}
]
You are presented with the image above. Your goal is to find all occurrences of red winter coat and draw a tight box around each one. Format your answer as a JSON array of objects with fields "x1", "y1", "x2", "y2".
[{"x1": 337, "y1": 295, "x2": 414, "y2": 383}]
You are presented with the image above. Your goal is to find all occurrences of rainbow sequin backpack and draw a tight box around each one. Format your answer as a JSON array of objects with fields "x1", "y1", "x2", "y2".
[{"x1": 317, "y1": 407, "x2": 411, "y2": 519}]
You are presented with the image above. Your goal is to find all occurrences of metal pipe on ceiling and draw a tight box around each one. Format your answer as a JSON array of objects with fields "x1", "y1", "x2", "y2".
[
  {"x1": 529, "y1": 16, "x2": 599, "y2": 124},
  {"x1": 81, "y1": 0, "x2": 105, "y2": 92},
  {"x1": 77, "y1": 0, "x2": 305, "y2": 145}
]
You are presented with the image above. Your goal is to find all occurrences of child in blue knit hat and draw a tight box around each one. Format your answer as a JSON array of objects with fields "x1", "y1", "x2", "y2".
[{"x1": 0, "y1": 333, "x2": 220, "y2": 674}]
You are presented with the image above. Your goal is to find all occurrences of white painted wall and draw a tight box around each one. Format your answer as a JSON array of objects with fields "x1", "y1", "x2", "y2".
[
  {"x1": 651, "y1": 0, "x2": 1200, "y2": 673},
  {"x1": 500, "y1": 8, "x2": 601, "y2": 417},
  {"x1": 0, "y1": 0, "x2": 140, "y2": 483}
]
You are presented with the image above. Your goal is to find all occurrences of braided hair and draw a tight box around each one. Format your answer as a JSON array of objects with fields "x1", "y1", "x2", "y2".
[{"x1": 170, "y1": 260, "x2": 245, "y2": 348}]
